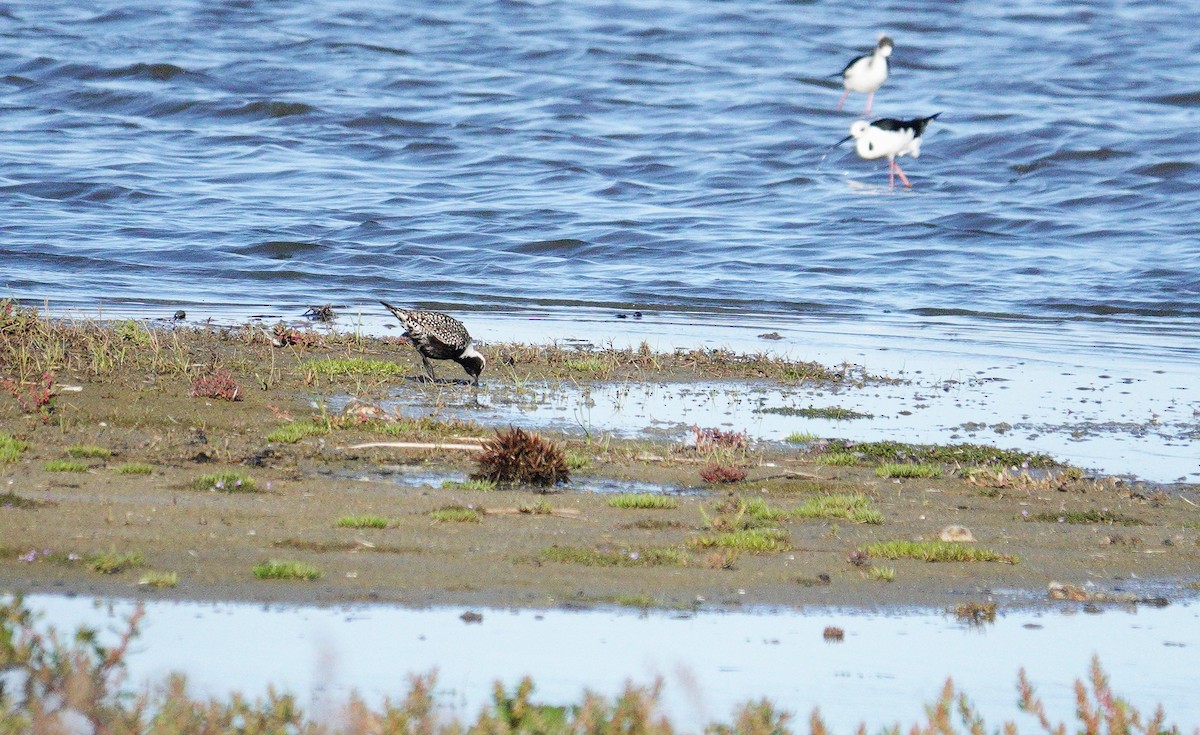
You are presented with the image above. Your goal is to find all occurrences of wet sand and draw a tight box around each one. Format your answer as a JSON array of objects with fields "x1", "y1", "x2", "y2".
[{"x1": 2, "y1": 314, "x2": 1199, "y2": 610}]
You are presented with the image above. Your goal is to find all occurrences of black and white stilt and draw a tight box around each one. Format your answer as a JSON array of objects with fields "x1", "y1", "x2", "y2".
[
  {"x1": 834, "y1": 114, "x2": 940, "y2": 188},
  {"x1": 836, "y1": 35, "x2": 893, "y2": 116},
  {"x1": 380, "y1": 301, "x2": 486, "y2": 385}
]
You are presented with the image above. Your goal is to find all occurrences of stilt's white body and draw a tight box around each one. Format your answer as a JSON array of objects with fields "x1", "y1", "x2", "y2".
[
  {"x1": 843, "y1": 114, "x2": 939, "y2": 188},
  {"x1": 837, "y1": 36, "x2": 893, "y2": 115},
  {"x1": 849, "y1": 120, "x2": 923, "y2": 162}
]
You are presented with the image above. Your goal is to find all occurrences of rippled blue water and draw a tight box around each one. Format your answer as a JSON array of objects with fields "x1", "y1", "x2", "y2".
[{"x1": 3, "y1": 0, "x2": 1198, "y2": 350}]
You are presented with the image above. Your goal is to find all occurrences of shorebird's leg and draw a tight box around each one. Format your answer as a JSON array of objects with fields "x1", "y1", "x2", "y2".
[
  {"x1": 888, "y1": 159, "x2": 896, "y2": 188},
  {"x1": 420, "y1": 355, "x2": 437, "y2": 382},
  {"x1": 893, "y1": 160, "x2": 912, "y2": 188},
  {"x1": 864, "y1": 92, "x2": 874, "y2": 115},
  {"x1": 836, "y1": 90, "x2": 849, "y2": 110}
]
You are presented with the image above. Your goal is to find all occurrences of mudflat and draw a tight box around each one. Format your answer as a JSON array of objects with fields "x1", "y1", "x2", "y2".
[{"x1": 2, "y1": 305, "x2": 1197, "y2": 610}]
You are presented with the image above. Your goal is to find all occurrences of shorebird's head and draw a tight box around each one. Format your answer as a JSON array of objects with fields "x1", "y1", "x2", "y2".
[
  {"x1": 455, "y1": 347, "x2": 486, "y2": 386},
  {"x1": 833, "y1": 120, "x2": 872, "y2": 150},
  {"x1": 876, "y1": 36, "x2": 894, "y2": 56}
]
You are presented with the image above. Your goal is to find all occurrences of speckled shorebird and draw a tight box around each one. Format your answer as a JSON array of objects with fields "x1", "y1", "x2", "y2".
[
  {"x1": 835, "y1": 113, "x2": 940, "y2": 188},
  {"x1": 836, "y1": 35, "x2": 894, "y2": 115},
  {"x1": 380, "y1": 301, "x2": 485, "y2": 385}
]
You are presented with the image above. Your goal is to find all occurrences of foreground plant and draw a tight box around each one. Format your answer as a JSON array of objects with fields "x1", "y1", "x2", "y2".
[{"x1": 0, "y1": 597, "x2": 1185, "y2": 735}]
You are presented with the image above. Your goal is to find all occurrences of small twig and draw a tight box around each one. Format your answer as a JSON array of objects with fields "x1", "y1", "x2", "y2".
[
  {"x1": 1180, "y1": 495, "x2": 1198, "y2": 508},
  {"x1": 342, "y1": 441, "x2": 484, "y2": 451}
]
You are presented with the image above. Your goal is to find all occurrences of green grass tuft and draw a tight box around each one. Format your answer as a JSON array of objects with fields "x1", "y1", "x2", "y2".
[
  {"x1": 689, "y1": 528, "x2": 791, "y2": 554},
  {"x1": 564, "y1": 451, "x2": 591, "y2": 470},
  {"x1": 335, "y1": 514, "x2": 390, "y2": 529},
  {"x1": 785, "y1": 431, "x2": 819, "y2": 445},
  {"x1": 564, "y1": 357, "x2": 606, "y2": 374},
  {"x1": 67, "y1": 445, "x2": 112, "y2": 459},
  {"x1": 813, "y1": 451, "x2": 857, "y2": 466},
  {"x1": 441, "y1": 478, "x2": 497, "y2": 492},
  {"x1": 868, "y1": 566, "x2": 896, "y2": 582},
  {"x1": 817, "y1": 440, "x2": 1057, "y2": 468},
  {"x1": 607, "y1": 493, "x2": 678, "y2": 510},
  {"x1": 114, "y1": 462, "x2": 154, "y2": 475},
  {"x1": 431, "y1": 505, "x2": 483, "y2": 523},
  {"x1": 266, "y1": 421, "x2": 330, "y2": 443},
  {"x1": 138, "y1": 571, "x2": 179, "y2": 588},
  {"x1": 46, "y1": 459, "x2": 88, "y2": 473},
  {"x1": 192, "y1": 471, "x2": 258, "y2": 493},
  {"x1": 89, "y1": 549, "x2": 145, "y2": 574},
  {"x1": 875, "y1": 462, "x2": 942, "y2": 479},
  {"x1": 0, "y1": 434, "x2": 27, "y2": 463},
  {"x1": 253, "y1": 559, "x2": 322, "y2": 580},
  {"x1": 1025, "y1": 509, "x2": 1146, "y2": 526},
  {"x1": 792, "y1": 494, "x2": 884, "y2": 524},
  {"x1": 861, "y1": 540, "x2": 1018, "y2": 564},
  {"x1": 760, "y1": 406, "x2": 872, "y2": 420},
  {"x1": 539, "y1": 546, "x2": 687, "y2": 567},
  {"x1": 307, "y1": 358, "x2": 408, "y2": 378}
]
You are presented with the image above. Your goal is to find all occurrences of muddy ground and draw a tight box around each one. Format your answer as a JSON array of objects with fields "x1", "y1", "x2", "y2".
[{"x1": 1, "y1": 310, "x2": 1198, "y2": 611}]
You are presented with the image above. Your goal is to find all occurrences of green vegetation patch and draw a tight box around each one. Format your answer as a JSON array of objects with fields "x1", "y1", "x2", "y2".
[
  {"x1": 792, "y1": 494, "x2": 883, "y2": 524},
  {"x1": 192, "y1": 471, "x2": 258, "y2": 493},
  {"x1": 813, "y1": 451, "x2": 858, "y2": 466},
  {"x1": 785, "y1": 432, "x2": 819, "y2": 445},
  {"x1": 89, "y1": 549, "x2": 145, "y2": 574},
  {"x1": 266, "y1": 421, "x2": 330, "y2": 443},
  {"x1": 430, "y1": 505, "x2": 483, "y2": 523},
  {"x1": 861, "y1": 540, "x2": 1018, "y2": 564},
  {"x1": 138, "y1": 571, "x2": 179, "y2": 589},
  {"x1": 350, "y1": 416, "x2": 489, "y2": 439},
  {"x1": 335, "y1": 514, "x2": 391, "y2": 529},
  {"x1": 816, "y1": 440, "x2": 1056, "y2": 468},
  {"x1": 441, "y1": 478, "x2": 497, "y2": 492},
  {"x1": 564, "y1": 451, "x2": 591, "y2": 470},
  {"x1": 689, "y1": 528, "x2": 791, "y2": 554},
  {"x1": 607, "y1": 493, "x2": 678, "y2": 510},
  {"x1": 758, "y1": 406, "x2": 873, "y2": 420},
  {"x1": 868, "y1": 566, "x2": 896, "y2": 582},
  {"x1": 876, "y1": 462, "x2": 942, "y2": 479},
  {"x1": 67, "y1": 445, "x2": 112, "y2": 459},
  {"x1": 253, "y1": 559, "x2": 322, "y2": 580},
  {"x1": 1025, "y1": 509, "x2": 1146, "y2": 526},
  {"x1": 306, "y1": 358, "x2": 409, "y2": 378},
  {"x1": 45, "y1": 459, "x2": 88, "y2": 473},
  {"x1": 0, "y1": 433, "x2": 27, "y2": 463},
  {"x1": 539, "y1": 545, "x2": 687, "y2": 567},
  {"x1": 114, "y1": 463, "x2": 154, "y2": 475}
]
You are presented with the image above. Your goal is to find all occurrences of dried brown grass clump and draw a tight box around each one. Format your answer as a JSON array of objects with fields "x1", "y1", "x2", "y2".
[
  {"x1": 473, "y1": 427, "x2": 569, "y2": 488},
  {"x1": 190, "y1": 368, "x2": 242, "y2": 401}
]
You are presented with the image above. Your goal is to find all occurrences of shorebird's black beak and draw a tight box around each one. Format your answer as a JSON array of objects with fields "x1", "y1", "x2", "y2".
[{"x1": 832, "y1": 134, "x2": 853, "y2": 149}]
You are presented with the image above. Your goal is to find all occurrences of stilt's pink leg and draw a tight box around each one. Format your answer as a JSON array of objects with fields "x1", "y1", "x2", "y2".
[
  {"x1": 894, "y1": 160, "x2": 912, "y2": 188},
  {"x1": 865, "y1": 92, "x2": 874, "y2": 115},
  {"x1": 888, "y1": 159, "x2": 895, "y2": 188},
  {"x1": 836, "y1": 90, "x2": 849, "y2": 110}
]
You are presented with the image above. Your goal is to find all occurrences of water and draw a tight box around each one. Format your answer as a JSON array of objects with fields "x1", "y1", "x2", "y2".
[
  {"x1": 3, "y1": 1, "x2": 1198, "y2": 344},
  {"x1": 19, "y1": 594, "x2": 1200, "y2": 732},
  {"x1": 3, "y1": 3, "x2": 1198, "y2": 472}
]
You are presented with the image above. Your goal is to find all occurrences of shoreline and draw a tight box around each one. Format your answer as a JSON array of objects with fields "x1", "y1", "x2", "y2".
[{"x1": 2, "y1": 301, "x2": 1199, "y2": 611}]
